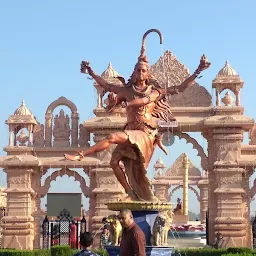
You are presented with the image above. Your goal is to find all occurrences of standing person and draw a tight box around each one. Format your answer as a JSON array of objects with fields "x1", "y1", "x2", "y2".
[
  {"x1": 70, "y1": 220, "x2": 77, "y2": 249},
  {"x1": 73, "y1": 232, "x2": 99, "y2": 256},
  {"x1": 100, "y1": 227, "x2": 110, "y2": 248},
  {"x1": 119, "y1": 209, "x2": 145, "y2": 256}
]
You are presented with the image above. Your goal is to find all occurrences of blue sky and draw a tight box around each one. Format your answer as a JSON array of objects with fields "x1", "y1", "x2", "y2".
[{"x1": 1, "y1": 1, "x2": 256, "y2": 215}]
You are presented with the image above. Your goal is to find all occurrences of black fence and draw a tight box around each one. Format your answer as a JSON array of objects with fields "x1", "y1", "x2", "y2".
[{"x1": 42, "y1": 213, "x2": 87, "y2": 249}]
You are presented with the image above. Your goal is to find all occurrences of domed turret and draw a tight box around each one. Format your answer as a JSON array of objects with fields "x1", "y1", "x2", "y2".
[
  {"x1": 101, "y1": 63, "x2": 120, "y2": 79},
  {"x1": 212, "y1": 61, "x2": 243, "y2": 107},
  {"x1": 14, "y1": 100, "x2": 33, "y2": 116},
  {"x1": 217, "y1": 61, "x2": 238, "y2": 77}
]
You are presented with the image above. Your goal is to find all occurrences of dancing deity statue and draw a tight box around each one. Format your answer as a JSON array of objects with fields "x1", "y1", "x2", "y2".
[{"x1": 65, "y1": 29, "x2": 210, "y2": 202}]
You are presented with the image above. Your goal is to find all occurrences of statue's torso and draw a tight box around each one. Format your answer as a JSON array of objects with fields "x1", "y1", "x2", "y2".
[{"x1": 123, "y1": 86, "x2": 158, "y2": 130}]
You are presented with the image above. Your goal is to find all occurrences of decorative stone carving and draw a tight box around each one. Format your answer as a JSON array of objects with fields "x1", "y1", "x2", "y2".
[
  {"x1": 220, "y1": 116, "x2": 235, "y2": 121},
  {"x1": 33, "y1": 124, "x2": 45, "y2": 147},
  {"x1": 52, "y1": 109, "x2": 70, "y2": 147},
  {"x1": 16, "y1": 130, "x2": 29, "y2": 146},
  {"x1": 78, "y1": 124, "x2": 90, "y2": 147},
  {"x1": 221, "y1": 91, "x2": 234, "y2": 106},
  {"x1": 149, "y1": 51, "x2": 212, "y2": 107},
  {"x1": 165, "y1": 153, "x2": 201, "y2": 177},
  {"x1": 6, "y1": 235, "x2": 22, "y2": 249},
  {"x1": 9, "y1": 175, "x2": 28, "y2": 185},
  {"x1": 220, "y1": 174, "x2": 242, "y2": 185},
  {"x1": 99, "y1": 177, "x2": 116, "y2": 184},
  {"x1": 249, "y1": 124, "x2": 256, "y2": 145}
]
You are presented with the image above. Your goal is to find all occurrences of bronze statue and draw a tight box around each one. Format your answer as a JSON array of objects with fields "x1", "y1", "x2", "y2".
[{"x1": 64, "y1": 29, "x2": 210, "y2": 202}]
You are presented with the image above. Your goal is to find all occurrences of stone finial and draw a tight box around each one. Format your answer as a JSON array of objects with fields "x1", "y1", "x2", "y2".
[
  {"x1": 182, "y1": 153, "x2": 189, "y2": 163},
  {"x1": 221, "y1": 91, "x2": 234, "y2": 106},
  {"x1": 14, "y1": 100, "x2": 33, "y2": 116},
  {"x1": 154, "y1": 158, "x2": 165, "y2": 168},
  {"x1": 101, "y1": 63, "x2": 120, "y2": 79},
  {"x1": 217, "y1": 61, "x2": 238, "y2": 77}
]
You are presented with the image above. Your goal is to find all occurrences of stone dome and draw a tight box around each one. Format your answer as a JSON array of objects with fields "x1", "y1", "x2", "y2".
[
  {"x1": 154, "y1": 158, "x2": 165, "y2": 168},
  {"x1": 14, "y1": 100, "x2": 33, "y2": 116},
  {"x1": 217, "y1": 61, "x2": 238, "y2": 77},
  {"x1": 101, "y1": 63, "x2": 120, "y2": 79}
]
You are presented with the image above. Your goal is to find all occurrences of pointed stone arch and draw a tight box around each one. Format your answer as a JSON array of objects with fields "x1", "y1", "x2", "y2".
[
  {"x1": 46, "y1": 96, "x2": 78, "y2": 114},
  {"x1": 45, "y1": 97, "x2": 79, "y2": 147},
  {"x1": 173, "y1": 132, "x2": 208, "y2": 170},
  {"x1": 40, "y1": 168, "x2": 90, "y2": 197},
  {"x1": 168, "y1": 185, "x2": 200, "y2": 202}
]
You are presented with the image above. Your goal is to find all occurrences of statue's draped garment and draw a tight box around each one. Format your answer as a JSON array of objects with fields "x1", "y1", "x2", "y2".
[{"x1": 111, "y1": 82, "x2": 175, "y2": 201}]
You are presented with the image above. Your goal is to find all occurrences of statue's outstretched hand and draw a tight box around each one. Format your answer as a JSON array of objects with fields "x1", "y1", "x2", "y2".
[
  {"x1": 80, "y1": 61, "x2": 95, "y2": 77},
  {"x1": 194, "y1": 54, "x2": 211, "y2": 75}
]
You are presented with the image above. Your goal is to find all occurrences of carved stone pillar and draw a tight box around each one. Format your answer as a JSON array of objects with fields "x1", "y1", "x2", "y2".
[
  {"x1": 2, "y1": 168, "x2": 35, "y2": 250},
  {"x1": 44, "y1": 113, "x2": 52, "y2": 147},
  {"x1": 211, "y1": 128, "x2": 249, "y2": 248},
  {"x1": 216, "y1": 89, "x2": 220, "y2": 106},
  {"x1": 31, "y1": 169, "x2": 42, "y2": 249},
  {"x1": 8, "y1": 125, "x2": 14, "y2": 146},
  {"x1": 71, "y1": 113, "x2": 79, "y2": 147},
  {"x1": 203, "y1": 130, "x2": 217, "y2": 244},
  {"x1": 235, "y1": 90, "x2": 240, "y2": 106},
  {"x1": 198, "y1": 179, "x2": 208, "y2": 224}
]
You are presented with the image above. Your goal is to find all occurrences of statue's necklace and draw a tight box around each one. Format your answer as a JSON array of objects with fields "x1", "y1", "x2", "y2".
[{"x1": 132, "y1": 84, "x2": 152, "y2": 97}]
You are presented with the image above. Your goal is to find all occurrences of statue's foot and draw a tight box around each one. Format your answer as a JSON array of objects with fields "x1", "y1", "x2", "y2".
[
  {"x1": 64, "y1": 153, "x2": 83, "y2": 161},
  {"x1": 123, "y1": 189, "x2": 139, "y2": 201}
]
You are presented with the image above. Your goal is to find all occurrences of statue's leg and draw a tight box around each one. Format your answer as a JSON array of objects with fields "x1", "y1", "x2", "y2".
[
  {"x1": 81, "y1": 132, "x2": 128, "y2": 156},
  {"x1": 110, "y1": 150, "x2": 139, "y2": 200},
  {"x1": 110, "y1": 156, "x2": 131, "y2": 193}
]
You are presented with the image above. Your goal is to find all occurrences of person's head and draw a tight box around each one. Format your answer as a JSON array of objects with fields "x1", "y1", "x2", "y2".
[
  {"x1": 80, "y1": 232, "x2": 93, "y2": 249},
  {"x1": 119, "y1": 209, "x2": 134, "y2": 228},
  {"x1": 134, "y1": 60, "x2": 149, "y2": 83},
  {"x1": 102, "y1": 217, "x2": 107, "y2": 223},
  {"x1": 177, "y1": 198, "x2": 181, "y2": 203},
  {"x1": 102, "y1": 227, "x2": 108, "y2": 234}
]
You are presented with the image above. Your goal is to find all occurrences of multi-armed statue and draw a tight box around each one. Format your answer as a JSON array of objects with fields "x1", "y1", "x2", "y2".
[{"x1": 64, "y1": 29, "x2": 210, "y2": 203}]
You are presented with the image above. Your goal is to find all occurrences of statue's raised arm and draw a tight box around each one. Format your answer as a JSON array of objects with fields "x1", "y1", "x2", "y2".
[
  {"x1": 165, "y1": 54, "x2": 211, "y2": 95},
  {"x1": 80, "y1": 61, "x2": 125, "y2": 95}
]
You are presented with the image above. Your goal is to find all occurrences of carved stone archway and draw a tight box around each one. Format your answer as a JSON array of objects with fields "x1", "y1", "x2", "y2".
[
  {"x1": 40, "y1": 168, "x2": 90, "y2": 197},
  {"x1": 168, "y1": 184, "x2": 200, "y2": 202}
]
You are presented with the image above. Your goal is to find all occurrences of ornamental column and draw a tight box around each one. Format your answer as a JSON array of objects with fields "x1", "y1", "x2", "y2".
[
  {"x1": 2, "y1": 168, "x2": 35, "y2": 250},
  {"x1": 182, "y1": 154, "x2": 189, "y2": 216},
  {"x1": 71, "y1": 112, "x2": 79, "y2": 147},
  {"x1": 198, "y1": 179, "x2": 208, "y2": 224}
]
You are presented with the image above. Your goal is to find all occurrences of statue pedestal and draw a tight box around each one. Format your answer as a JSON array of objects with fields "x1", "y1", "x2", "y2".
[
  {"x1": 105, "y1": 201, "x2": 174, "y2": 256},
  {"x1": 132, "y1": 210, "x2": 158, "y2": 245}
]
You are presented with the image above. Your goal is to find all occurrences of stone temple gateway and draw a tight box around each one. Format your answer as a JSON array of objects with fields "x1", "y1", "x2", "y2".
[{"x1": 0, "y1": 50, "x2": 256, "y2": 249}]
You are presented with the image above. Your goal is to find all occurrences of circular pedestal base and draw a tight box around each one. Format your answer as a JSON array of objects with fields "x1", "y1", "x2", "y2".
[{"x1": 106, "y1": 201, "x2": 172, "y2": 211}]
